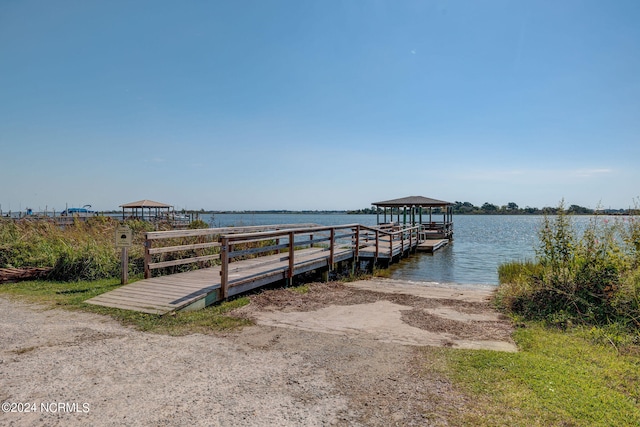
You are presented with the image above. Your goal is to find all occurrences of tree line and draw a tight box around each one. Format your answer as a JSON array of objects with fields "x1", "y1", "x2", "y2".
[
  {"x1": 348, "y1": 203, "x2": 634, "y2": 215},
  {"x1": 451, "y1": 201, "x2": 596, "y2": 215}
]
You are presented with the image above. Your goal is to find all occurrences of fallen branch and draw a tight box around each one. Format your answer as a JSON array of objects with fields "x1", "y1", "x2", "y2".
[{"x1": 0, "y1": 267, "x2": 52, "y2": 283}]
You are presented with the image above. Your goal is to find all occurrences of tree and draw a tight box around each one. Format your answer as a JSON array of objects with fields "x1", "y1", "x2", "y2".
[
  {"x1": 453, "y1": 201, "x2": 478, "y2": 214},
  {"x1": 481, "y1": 202, "x2": 498, "y2": 212},
  {"x1": 568, "y1": 204, "x2": 593, "y2": 214}
]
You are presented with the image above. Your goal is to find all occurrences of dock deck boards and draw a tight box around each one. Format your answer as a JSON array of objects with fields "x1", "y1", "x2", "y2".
[
  {"x1": 417, "y1": 239, "x2": 449, "y2": 252},
  {"x1": 85, "y1": 268, "x2": 222, "y2": 314},
  {"x1": 86, "y1": 247, "x2": 354, "y2": 314}
]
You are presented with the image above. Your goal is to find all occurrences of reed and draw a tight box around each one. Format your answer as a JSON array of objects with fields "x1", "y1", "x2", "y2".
[{"x1": 0, "y1": 217, "x2": 157, "y2": 281}]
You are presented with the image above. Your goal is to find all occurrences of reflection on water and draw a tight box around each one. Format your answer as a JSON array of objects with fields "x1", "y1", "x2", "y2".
[{"x1": 204, "y1": 213, "x2": 596, "y2": 287}]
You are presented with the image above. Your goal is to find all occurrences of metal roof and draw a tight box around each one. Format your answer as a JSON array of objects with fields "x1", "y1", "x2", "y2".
[
  {"x1": 372, "y1": 196, "x2": 452, "y2": 207},
  {"x1": 119, "y1": 199, "x2": 173, "y2": 208}
]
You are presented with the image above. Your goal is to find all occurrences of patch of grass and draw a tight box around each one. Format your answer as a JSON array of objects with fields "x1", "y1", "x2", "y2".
[
  {"x1": 288, "y1": 284, "x2": 310, "y2": 294},
  {"x1": 0, "y1": 278, "x2": 251, "y2": 334},
  {"x1": 339, "y1": 270, "x2": 372, "y2": 282},
  {"x1": 373, "y1": 266, "x2": 392, "y2": 278},
  {"x1": 0, "y1": 278, "x2": 122, "y2": 306},
  {"x1": 426, "y1": 323, "x2": 640, "y2": 426},
  {"x1": 497, "y1": 260, "x2": 541, "y2": 286},
  {"x1": 89, "y1": 297, "x2": 253, "y2": 335}
]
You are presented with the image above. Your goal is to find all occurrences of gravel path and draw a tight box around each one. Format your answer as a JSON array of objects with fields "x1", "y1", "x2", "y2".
[{"x1": 1, "y1": 279, "x2": 515, "y2": 426}]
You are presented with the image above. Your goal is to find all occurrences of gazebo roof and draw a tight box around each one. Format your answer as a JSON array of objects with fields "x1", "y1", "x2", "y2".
[
  {"x1": 119, "y1": 199, "x2": 173, "y2": 209},
  {"x1": 372, "y1": 196, "x2": 452, "y2": 207}
]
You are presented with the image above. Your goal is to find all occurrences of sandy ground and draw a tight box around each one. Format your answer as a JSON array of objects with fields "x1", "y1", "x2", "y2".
[{"x1": 0, "y1": 279, "x2": 515, "y2": 426}]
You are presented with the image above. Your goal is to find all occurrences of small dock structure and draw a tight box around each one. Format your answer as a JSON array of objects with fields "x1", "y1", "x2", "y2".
[
  {"x1": 417, "y1": 239, "x2": 449, "y2": 253},
  {"x1": 120, "y1": 199, "x2": 193, "y2": 227}
]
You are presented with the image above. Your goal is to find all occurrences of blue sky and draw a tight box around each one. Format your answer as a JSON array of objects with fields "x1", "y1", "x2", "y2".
[{"x1": 1, "y1": 0, "x2": 638, "y2": 212}]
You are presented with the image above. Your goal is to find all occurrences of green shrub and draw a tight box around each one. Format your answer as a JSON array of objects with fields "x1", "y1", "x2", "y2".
[
  {"x1": 188, "y1": 219, "x2": 209, "y2": 229},
  {"x1": 497, "y1": 201, "x2": 640, "y2": 331}
]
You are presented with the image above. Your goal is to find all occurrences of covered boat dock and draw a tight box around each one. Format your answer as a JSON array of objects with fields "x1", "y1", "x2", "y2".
[
  {"x1": 120, "y1": 199, "x2": 174, "y2": 221},
  {"x1": 372, "y1": 196, "x2": 454, "y2": 240}
]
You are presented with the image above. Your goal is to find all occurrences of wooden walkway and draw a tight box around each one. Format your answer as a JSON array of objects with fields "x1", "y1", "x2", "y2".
[
  {"x1": 86, "y1": 247, "x2": 353, "y2": 314},
  {"x1": 86, "y1": 223, "x2": 446, "y2": 315},
  {"x1": 417, "y1": 239, "x2": 449, "y2": 253},
  {"x1": 85, "y1": 268, "x2": 221, "y2": 314}
]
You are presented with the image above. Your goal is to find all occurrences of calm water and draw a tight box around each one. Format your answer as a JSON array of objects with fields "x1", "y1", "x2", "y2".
[
  {"x1": 388, "y1": 215, "x2": 541, "y2": 286},
  {"x1": 201, "y1": 213, "x2": 595, "y2": 287}
]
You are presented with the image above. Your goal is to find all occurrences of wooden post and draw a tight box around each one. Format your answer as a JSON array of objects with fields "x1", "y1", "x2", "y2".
[
  {"x1": 443, "y1": 208, "x2": 446, "y2": 233},
  {"x1": 389, "y1": 232, "x2": 393, "y2": 259},
  {"x1": 375, "y1": 229, "x2": 379, "y2": 263},
  {"x1": 144, "y1": 236, "x2": 151, "y2": 279},
  {"x1": 329, "y1": 228, "x2": 335, "y2": 268},
  {"x1": 354, "y1": 226, "x2": 360, "y2": 260},
  {"x1": 288, "y1": 231, "x2": 295, "y2": 286},
  {"x1": 121, "y1": 247, "x2": 128, "y2": 285},
  {"x1": 221, "y1": 236, "x2": 229, "y2": 299},
  {"x1": 322, "y1": 269, "x2": 329, "y2": 282}
]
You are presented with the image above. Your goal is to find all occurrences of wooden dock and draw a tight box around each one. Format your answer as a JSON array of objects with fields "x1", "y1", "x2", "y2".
[
  {"x1": 85, "y1": 268, "x2": 221, "y2": 314},
  {"x1": 86, "y1": 223, "x2": 447, "y2": 315},
  {"x1": 417, "y1": 239, "x2": 448, "y2": 253}
]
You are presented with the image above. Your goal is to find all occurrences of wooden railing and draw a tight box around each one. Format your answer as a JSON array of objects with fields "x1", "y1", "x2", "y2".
[
  {"x1": 144, "y1": 223, "x2": 424, "y2": 299},
  {"x1": 219, "y1": 224, "x2": 359, "y2": 298},
  {"x1": 356, "y1": 225, "x2": 421, "y2": 261},
  {"x1": 143, "y1": 224, "x2": 318, "y2": 278},
  {"x1": 420, "y1": 221, "x2": 454, "y2": 237}
]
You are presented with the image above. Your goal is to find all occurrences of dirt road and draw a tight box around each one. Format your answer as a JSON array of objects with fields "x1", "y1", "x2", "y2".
[{"x1": 0, "y1": 279, "x2": 515, "y2": 426}]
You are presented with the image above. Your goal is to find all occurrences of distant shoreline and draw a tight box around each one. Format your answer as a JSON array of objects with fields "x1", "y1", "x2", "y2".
[{"x1": 2, "y1": 210, "x2": 636, "y2": 218}]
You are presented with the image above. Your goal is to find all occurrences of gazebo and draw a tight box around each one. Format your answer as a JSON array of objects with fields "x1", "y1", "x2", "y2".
[
  {"x1": 119, "y1": 199, "x2": 173, "y2": 221},
  {"x1": 372, "y1": 196, "x2": 454, "y2": 239}
]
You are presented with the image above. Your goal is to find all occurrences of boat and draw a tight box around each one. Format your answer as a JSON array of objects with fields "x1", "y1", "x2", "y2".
[{"x1": 60, "y1": 204, "x2": 96, "y2": 217}]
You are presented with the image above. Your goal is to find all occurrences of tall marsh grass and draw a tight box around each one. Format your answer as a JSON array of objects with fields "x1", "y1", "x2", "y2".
[{"x1": 0, "y1": 217, "x2": 157, "y2": 281}]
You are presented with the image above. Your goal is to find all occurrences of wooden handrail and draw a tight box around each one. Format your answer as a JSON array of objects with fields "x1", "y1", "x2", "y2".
[
  {"x1": 145, "y1": 223, "x2": 319, "y2": 240},
  {"x1": 220, "y1": 224, "x2": 361, "y2": 242},
  {"x1": 143, "y1": 223, "x2": 323, "y2": 278},
  {"x1": 148, "y1": 241, "x2": 221, "y2": 255},
  {"x1": 216, "y1": 224, "x2": 362, "y2": 284},
  {"x1": 144, "y1": 222, "x2": 424, "y2": 286}
]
